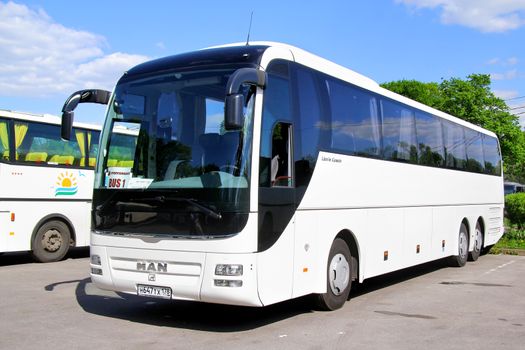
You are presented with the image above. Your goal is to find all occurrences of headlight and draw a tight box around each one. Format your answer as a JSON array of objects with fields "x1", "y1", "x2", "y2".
[
  {"x1": 91, "y1": 268, "x2": 103, "y2": 275},
  {"x1": 90, "y1": 254, "x2": 102, "y2": 266},
  {"x1": 215, "y1": 264, "x2": 243, "y2": 276},
  {"x1": 214, "y1": 279, "x2": 243, "y2": 287}
]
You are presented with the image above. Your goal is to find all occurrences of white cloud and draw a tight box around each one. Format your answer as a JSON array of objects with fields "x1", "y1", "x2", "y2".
[
  {"x1": 0, "y1": 2, "x2": 149, "y2": 97},
  {"x1": 74, "y1": 53, "x2": 150, "y2": 90},
  {"x1": 398, "y1": 0, "x2": 525, "y2": 32},
  {"x1": 492, "y1": 89, "x2": 520, "y2": 100},
  {"x1": 491, "y1": 69, "x2": 519, "y2": 80}
]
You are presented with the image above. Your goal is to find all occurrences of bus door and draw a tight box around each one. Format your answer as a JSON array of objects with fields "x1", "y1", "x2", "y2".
[{"x1": 257, "y1": 121, "x2": 295, "y2": 304}]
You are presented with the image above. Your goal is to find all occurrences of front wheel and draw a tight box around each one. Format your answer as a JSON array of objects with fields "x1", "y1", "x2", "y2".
[
  {"x1": 448, "y1": 223, "x2": 469, "y2": 267},
  {"x1": 31, "y1": 220, "x2": 71, "y2": 263},
  {"x1": 315, "y1": 238, "x2": 352, "y2": 311}
]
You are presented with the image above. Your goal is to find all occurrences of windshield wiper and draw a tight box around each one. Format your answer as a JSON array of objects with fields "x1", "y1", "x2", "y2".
[
  {"x1": 95, "y1": 191, "x2": 120, "y2": 213},
  {"x1": 136, "y1": 195, "x2": 222, "y2": 220},
  {"x1": 114, "y1": 201, "x2": 156, "y2": 211}
]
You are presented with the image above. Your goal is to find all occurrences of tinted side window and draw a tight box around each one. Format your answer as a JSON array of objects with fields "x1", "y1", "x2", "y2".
[
  {"x1": 381, "y1": 99, "x2": 418, "y2": 163},
  {"x1": 415, "y1": 112, "x2": 444, "y2": 166},
  {"x1": 294, "y1": 66, "x2": 323, "y2": 186},
  {"x1": 75, "y1": 128, "x2": 99, "y2": 168},
  {"x1": 442, "y1": 121, "x2": 467, "y2": 170},
  {"x1": 260, "y1": 63, "x2": 292, "y2": 187},
  {"x1": 15, "y1": 121, "x2": 82, "y2": 166},
  {"x1": 465, "y1": 129, "x2": 485, "y2": 173},
  {"x1": 0, "y1": 118, "x2": 10, "y2": 161},
  {"x1": 483, "y1": 135, "x2": 501, "y2": 175},
  {"x1": 326, "y1": 78, "x2": 380, "y2": 156},
  {"x1": 88, "y1": 130, "x2": 100, "y2": 168}
]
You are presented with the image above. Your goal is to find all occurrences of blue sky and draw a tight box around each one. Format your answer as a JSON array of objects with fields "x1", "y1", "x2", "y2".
[{"x1": 1, "y1": 0, "x2": 524, "y2": 126}]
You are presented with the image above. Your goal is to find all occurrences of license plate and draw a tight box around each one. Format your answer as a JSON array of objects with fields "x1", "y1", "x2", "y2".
[{"x1": 137, "y1": 284, "x2": 172, "y2": 299}]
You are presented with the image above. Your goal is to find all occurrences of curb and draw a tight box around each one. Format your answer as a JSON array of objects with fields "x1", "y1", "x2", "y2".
[{"x1": 495, "y1": 248, "x2": 525, "y2": 256}]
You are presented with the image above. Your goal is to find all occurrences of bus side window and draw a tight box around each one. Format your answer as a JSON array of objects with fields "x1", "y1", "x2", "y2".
[
  {"x1": 271, "y1": 122, "x2": 293, "y2": 187},
  {"x1": 259, "y1": 62, "x2": 293, "y2": 187},
  {"x1": 0, "y1": 119, "x2": 10, "y2": 161}
]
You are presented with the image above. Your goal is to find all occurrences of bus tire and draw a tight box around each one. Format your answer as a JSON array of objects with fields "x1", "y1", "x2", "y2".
[
  {"x1": 315, "y1": 238, "x2": 352, "y2": 311},
  {"x1": 448, "y1": 223, "x2": 469, "y2": 267},
  {"x1": 31, "y1": 220, "x2": 71, "y2": 263},
  {"x1": 468, "y1": 222, "x2": 483, "y2": 262}
]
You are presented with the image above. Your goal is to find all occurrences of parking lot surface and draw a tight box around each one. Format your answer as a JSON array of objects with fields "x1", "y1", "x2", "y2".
[{"x1": 0, "y1": 250, "x2": 524, "y2": 350}]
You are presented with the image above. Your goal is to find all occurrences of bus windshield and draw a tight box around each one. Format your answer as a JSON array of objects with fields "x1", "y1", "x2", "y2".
[{"x1": 93, "y1": 67, "x2": 254, "y2": 237}]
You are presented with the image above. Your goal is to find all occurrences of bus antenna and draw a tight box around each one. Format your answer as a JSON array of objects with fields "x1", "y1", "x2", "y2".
[{"x1": 245, "y1": 11, "x2": 254, "y2": 46}]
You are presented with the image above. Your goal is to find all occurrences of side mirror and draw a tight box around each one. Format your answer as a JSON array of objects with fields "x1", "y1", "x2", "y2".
[
  {"x1": 224, "y1": 68, "x2": 266, "y2": 131},
  {"x1": 61, "y1": 89, "x2": 111, "y2": 140},
  {"x1": 61, "y1": 111, "x2": 74, "y2": 140},
  {"x1": 225, "y1": 94, "x2": 245, "y2": 130}
]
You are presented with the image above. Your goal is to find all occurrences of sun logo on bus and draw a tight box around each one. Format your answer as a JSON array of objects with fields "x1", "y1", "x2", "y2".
[{"x1": 54, "y1": 171, "x2": 78, "y2": 196}]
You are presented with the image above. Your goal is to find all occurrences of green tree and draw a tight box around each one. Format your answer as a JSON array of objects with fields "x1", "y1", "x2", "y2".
[
  {"x1": 381, "y1": 79, "x2": 444, "y2": 110},
  {"x1": 381, "y1": 74, "x2": 525, "y2": 181}
]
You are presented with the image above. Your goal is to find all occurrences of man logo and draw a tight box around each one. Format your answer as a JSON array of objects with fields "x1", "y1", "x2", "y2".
[{"x1": 137, "y1": 262, "x2": 168, "y2": 273}]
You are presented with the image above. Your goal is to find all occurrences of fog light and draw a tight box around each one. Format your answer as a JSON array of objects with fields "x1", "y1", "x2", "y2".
[
  {"x1": 214, "y1": 279, "x2": 242, "y2": 287},
  {"x1": 90, "y1": 254, "x2": 101, "y2": 266},
  {"x1": 91, "y1": 267, "x2": 103, "y2": 275},
  {"x1": 215, "y1": 264, "x2": 243, "y2": 276}
]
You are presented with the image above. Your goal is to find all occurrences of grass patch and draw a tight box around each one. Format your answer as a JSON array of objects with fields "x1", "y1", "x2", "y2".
[{"x1": 490, "y1": 225, "x2": 525, "y2": 253}]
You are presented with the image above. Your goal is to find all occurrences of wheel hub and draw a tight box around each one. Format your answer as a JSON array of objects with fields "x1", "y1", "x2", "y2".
[
  {"x1": 41, "y1": 229, "x2": 62, "y2": 252},
  {"x1": 329, "y1": 253, "x2": 350, "y2": 296},
  {"x1": 459, "y1": 231, "x2": 468, "y2": 258},
  {"x1": 474, "y1": 228, "x2": 482, "y2": 252}
]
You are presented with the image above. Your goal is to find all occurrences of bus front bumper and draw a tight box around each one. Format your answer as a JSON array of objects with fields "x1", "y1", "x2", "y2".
[{"x1": 89, "y1": 245, "x2": 262, "y2": 307}]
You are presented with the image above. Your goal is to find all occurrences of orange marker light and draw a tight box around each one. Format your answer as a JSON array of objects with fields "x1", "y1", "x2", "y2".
[
  {"x1": 303, "y1": 267, "x2": 308, "y2": 273},
  {"x1": 10, "y1": 213, "x2": 15, "y2": 222}
]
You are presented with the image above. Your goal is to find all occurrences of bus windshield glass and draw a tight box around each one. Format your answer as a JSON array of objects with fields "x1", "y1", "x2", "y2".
[{"x1": 93, "y1": 67, "x2": 254, "y2": 237}]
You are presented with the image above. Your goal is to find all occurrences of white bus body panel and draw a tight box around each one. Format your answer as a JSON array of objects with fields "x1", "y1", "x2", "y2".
[
  {"x1": 295, "y1": 152, "x2": 503, "y2": 283},
  {"x1": 0, "y1": 163, "x2": 93, "y2": 252},
  {"x1": 258, "y1": 151, "x2": 503, "y2": 302}
]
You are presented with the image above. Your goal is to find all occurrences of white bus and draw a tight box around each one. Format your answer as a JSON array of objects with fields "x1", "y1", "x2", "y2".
[
  {"x1": 62, "y1": 42, "x2": 504, "y2": 310},
  {"x1": 0, "y1": 110, "x2": 101, "y2": 262}
]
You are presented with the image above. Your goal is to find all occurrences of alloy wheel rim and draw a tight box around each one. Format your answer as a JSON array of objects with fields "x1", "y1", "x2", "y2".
[
  {"x1": 329, "y1": 253, "x2": 350, "y2": 296},
  {"x1": 459, "y1": 231, "x2": 468, "y2": 258}
]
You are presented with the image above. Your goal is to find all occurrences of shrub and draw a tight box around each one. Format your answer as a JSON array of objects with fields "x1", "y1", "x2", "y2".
[{"x1": 505, "y1": 192, "x2": 525, "y2": 229}]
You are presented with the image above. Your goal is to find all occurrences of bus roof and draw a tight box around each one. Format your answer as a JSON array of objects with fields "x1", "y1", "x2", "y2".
[
  {"x1": 0, "y1": 108, "x2": 101, "y2": 131},
  {"x1": 215, "y1": 42, "x2": 499, "y2": 139}
]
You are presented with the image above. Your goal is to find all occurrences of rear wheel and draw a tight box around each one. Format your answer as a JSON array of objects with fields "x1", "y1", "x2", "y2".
[
  {"x1": 448, "y1": 223, "x2": 469, "y2": 267},
  {"x1": 468, "y1": 222, "x2": 483, "y2": 261},
  {"x1": 315, "y1": 238, "x2": 352, "y2": 311},
  {"x1": 31, "y1": 220, "x2": 71, "y2": 263}
]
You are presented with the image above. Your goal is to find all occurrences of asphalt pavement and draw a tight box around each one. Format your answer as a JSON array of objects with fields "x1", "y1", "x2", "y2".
[{"x1": 0, "y1": 249, "x2": 524, "y2": 350}]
